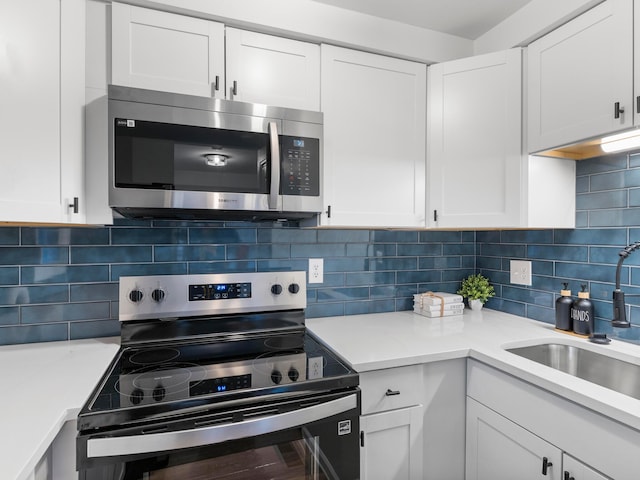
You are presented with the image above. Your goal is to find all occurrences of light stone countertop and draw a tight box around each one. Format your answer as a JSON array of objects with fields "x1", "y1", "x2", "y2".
[
  {"x1": 0, "y1": 337, "x2": 119, "y2": 480},
  {"x1": 306, "y1": 308, "x2": 640, "y2": 433}
]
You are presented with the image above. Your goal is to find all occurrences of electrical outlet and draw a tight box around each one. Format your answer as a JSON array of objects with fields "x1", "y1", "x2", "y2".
[
  {"x1": 309, "y1": 258, "x2": 324, "y2": 284},
  {"x1": 510, "y1": 260, "x2": 532, "y2": 286},
  {"x1": 308, "y1": 357, "x2": 324, "y2": 379}
]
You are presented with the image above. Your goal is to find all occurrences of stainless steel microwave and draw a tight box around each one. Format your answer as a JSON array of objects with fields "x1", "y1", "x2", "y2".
[{"x1": 107, "y1": 85, "x2": 323, "y2": 221}]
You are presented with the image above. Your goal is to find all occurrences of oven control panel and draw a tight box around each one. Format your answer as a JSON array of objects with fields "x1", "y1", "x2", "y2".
[
  {"x1": 118, "y1": 271, "x2": 307, "y2": 321},
  {"x1": 118, "y1": 352, "x2": 308, "y2": 407},
  {"x1": 189, "y1": 282, "x2": 252, "y2": 301}
]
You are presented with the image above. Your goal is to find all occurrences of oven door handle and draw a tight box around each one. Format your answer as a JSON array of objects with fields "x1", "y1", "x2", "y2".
[
  {"x1": 268, "y1": 121, "x2": 280, "y2": 210},
  {"x1": 87, "y1": 393, "x2": 357, "y2": 458}
]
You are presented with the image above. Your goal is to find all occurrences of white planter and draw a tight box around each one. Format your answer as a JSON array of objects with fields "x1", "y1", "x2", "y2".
[{"x1": 469, "y1": 299, "x2": 484, "y2": 311}]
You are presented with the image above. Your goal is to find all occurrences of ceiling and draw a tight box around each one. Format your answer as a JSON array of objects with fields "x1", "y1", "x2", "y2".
[{"x1": 310, "y1": 0, "x2": 534, "y2": 40}]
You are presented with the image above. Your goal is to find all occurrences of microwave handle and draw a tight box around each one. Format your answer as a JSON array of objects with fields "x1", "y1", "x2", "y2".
[{"x1": 268, "y1": 121, "x2": 280, "y2": 210}]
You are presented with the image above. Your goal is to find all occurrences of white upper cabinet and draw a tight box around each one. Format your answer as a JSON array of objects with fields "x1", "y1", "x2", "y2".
[
  {"x1": 320, "y1": 45, "x2": 426, "y2": 227},
  {"x1": 111, "y1": 2, "x2": 225, "y2": 98},
  {"x1": 427, "y1": 48, "x2": 575, "y2": 229},
  {"x1": 528, "y1": 0, "x2": 633, "y2": 153},
  {"x1": 111, "y1": 3, "x2": 320, "y2": 110},
  {"x1": 0, "y1": 0, "x2": 85, "y2": 223},
  {"x1": 427, "y1": 49, "x2": 523, "y2": 229},
  {"x1": 225, "y1": 28, "x2": 320, "y2": 111}
]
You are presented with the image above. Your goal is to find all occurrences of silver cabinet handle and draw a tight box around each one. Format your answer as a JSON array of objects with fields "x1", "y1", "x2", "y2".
[
  {"x1": 230, "y1": 80, "x2": 238, "y2": 99},
  {"x1": 385, "y1": 389, "x2": 400, "y2": 396},
  {"x1": 87, "y1": 394, "x2": 357, "y2": 458},
  {"x1": 268, "y1": 121, "x2": 280, "y2": 210}
]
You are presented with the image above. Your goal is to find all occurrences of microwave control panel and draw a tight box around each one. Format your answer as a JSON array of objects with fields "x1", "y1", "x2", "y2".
[{"x1": 281, "y1": 136, "x2": 320, "y2": 197}]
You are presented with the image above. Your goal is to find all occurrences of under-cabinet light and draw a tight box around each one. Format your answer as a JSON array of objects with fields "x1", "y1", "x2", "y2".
[{"x1": 601, "y1": 131, "x2": 640, "y2": 153}]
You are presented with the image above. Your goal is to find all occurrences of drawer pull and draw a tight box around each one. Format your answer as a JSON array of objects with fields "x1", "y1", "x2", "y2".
[
  {"x1": 542, "y1": 457, "x2": 553, "y2": 475},
  {"x1": 385, "y1": 389, "x2": 400, "y2": 396}
]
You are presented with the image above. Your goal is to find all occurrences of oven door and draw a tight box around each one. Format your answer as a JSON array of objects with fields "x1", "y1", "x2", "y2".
[{"x1": 78, "y1": 390, "x2": 359, "y2": 480}]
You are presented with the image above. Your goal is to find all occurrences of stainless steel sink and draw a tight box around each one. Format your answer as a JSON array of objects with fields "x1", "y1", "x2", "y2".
[{"x1": 506, "y1": 343, "x2": 640, "y2": 401}]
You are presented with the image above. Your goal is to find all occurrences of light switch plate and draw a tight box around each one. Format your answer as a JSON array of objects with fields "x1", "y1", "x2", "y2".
[{"x1": 510, "y1": 260, "x2": 532, "y2": 286}]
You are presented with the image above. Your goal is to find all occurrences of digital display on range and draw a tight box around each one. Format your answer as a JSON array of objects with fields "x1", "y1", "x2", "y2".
[
  {"x1": 189, "y1": 282, "x2": 251, "y2": 301},
  {"x1": 190, "y1": 374, "x2": 252, "y2": 397}
]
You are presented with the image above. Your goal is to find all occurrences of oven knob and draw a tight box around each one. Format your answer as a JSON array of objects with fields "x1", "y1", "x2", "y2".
[
  {"x1": 153, "y1": 385, "x2": 166, "y2": 402},
  {"x1": 151, "y1": 289, "x2": 165, "y2": 302},
  {"x1": 271, "y1": 370, "x2": 283, "y2": 384},
  {"x1": 271, "y1": 284, "x2": 283, "y2": 295},
  {"x1": 288, "y1": 283, "x2": 300, "y2": 294},
  {"x1": 130, "y1": 389, "x2": 144, "y2": 405},
  {"x1": 129, "y1": 289, "x2": 144, "y2": 303},
  {"x1": 288, "y1": 367, "x2": 300, "y2": 382}
]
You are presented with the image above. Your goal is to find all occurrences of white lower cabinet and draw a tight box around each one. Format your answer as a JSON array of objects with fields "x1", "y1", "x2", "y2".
[
  {"x1": 359, "y1": 364, "x2": 424, "y2": 480},
  {"x1": 466, "y1": 397, "x2": 562, "y2": 480},
  {"x1": 360, "y1": 405, "x2": 423, "y2": 480},
  {"x1": 26, "y1": 420, "x2": 77, "y2": 480},
  {"x1": 563, "y1": 454, "x2": 611, "y2": 480},
  {"x1": 467, "y1": 399, "x2": 612, "y2": 480},
  {"x1": 466, "y1": 360, "x2": 633, "y2": 480},
  {"x1": 359, "y1": 359, "x2": 466, "y2": 480}
]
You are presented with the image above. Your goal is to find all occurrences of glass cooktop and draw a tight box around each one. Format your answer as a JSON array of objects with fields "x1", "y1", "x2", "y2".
[{"x1": 78, "y1": 330, "x2": 357, "y2": 430}]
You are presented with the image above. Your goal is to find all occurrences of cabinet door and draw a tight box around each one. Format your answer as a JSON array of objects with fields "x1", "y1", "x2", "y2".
[
  {"x1": 320, "y1": 45, "x2": 426, "y2": 227},
  {"x1": 111, "y1": 2, "x2": 225, "y2": 98},
  {"x1": 360, "y1": 405, "x2": 423, "y2": 480},
  {"x1": 634, "y1": 0, "x2": 640, "y2": 126},
  {"x1": 528, "y1": 0, "x2": 632, "y2": 153},
  {"x1": 0, "y1": 0, "x2": 85, "y2": 223},
  {"x1": 226, "y1": 28, "x2": 320, "y2": 110},
  {"x1": 427, "y1": 49, "x2": 522, "y2": 228},
  {"x1": 466, "y1": 398, "x2": 562, "y2": 480},
  {"x1": 563, "y1": 454, "x2": 611, "y2": 480}
]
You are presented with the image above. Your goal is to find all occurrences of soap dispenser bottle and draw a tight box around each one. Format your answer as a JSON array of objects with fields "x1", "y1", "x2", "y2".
[
  {"x1": 555, "y1": 283, "x2": 573, "y2": 331},
  {"x1": 571, "y1": 284, "x2": 593, "y2": 336}
]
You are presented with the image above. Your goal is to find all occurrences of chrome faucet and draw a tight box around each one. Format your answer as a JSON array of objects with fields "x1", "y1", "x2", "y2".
[{"x1": 612, "y1": 241, "x2": 640, "y2": 328}]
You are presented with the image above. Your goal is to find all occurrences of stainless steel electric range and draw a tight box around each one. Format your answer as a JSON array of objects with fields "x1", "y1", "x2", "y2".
[{"x1": 76, "y1": 271, "x2": 360, "y2": 480}]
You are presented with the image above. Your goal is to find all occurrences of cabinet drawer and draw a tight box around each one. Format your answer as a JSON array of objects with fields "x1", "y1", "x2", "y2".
[{"x1": 360, "y1": 364, "x2": 423, "y2": 415}]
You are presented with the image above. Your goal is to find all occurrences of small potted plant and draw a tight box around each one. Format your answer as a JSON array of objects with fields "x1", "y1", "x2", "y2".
[{"x1": 458, "y1": 273, "x2": 495, "y2": 311}]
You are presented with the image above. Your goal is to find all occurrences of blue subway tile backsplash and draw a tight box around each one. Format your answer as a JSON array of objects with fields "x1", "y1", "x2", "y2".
[
  {"x1": 5, "y1": 150, "x2": 640, "y2": 346},
  {"x1": 0, "y1": 222, "x2": 476, "y2": 345},
  {"x1": 478, "y1": 150, "x2": 640, "y2": 345}
]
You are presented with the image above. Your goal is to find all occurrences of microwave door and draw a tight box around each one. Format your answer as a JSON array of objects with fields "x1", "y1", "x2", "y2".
[{"x1": 110, "y1": 103, "x2": 283, "y2": 214}]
